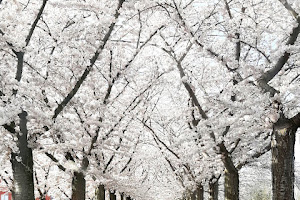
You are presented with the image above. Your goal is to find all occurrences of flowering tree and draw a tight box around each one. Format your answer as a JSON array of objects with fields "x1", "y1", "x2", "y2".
[
  {"x1": 0, "y1": 0, "x2": 300, "y2": 200},
  {"x1": 140, "y1": 0, "x2": 300, "y2": 199},
  {"x1": 0, "y1": 0, "x2": 166, "y2": 199}
]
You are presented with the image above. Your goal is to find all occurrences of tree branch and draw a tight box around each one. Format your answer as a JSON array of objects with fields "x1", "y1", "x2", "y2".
[
  {"x1": 278, "y1": 0, "x2": 299, "y2": 19},
  {"x1": 3, "y1": 122, "x2": 16, "y2": 134},
  {"x1": 229, "y1": 138, "x2": 241, "y2": 154},
  {"x1": 223, "y1": 0, "x2": 232, "y2": 19},
  {"x1": 52, "y1": 0, "x2": 125, "y2": 119},
  {"x1": 160, "y1": 40, "x2": 208, "y2": 120},
  {"x1": 120, "y1": 135, "x2": 140, "y2": 173},
  {"x1": 25, "y1": 0, "x2": 48, "y2": 46},
  {"x1": 236, "y1": 142, "x2": 271, "y2": 170},
  {"x1": 141, "y1": 120, "x2": 180, "y2": 159},
  {"x1": 44, "y1": 152, "x2": 66, "y2": 172},
  {"x1": 171, "y1": 0, "x2": 236, "y2": 72},
  {"x1": 217, "y1": 142, "x2": 238, "y2": 173},
  {"x1": 291, "y1": 112, "x2": 300, "y2": 128},
  {"x1": 240, "y1": 41, "x2": 271, "y2": 63},
  {"x1": 258, "y1": 16, "x2": 300, "y2": 96}
]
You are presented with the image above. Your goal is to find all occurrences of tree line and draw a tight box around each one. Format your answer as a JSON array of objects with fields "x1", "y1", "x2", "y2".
[{"x1": 0, "y1": 0, "x2": 299, "y2": 199}]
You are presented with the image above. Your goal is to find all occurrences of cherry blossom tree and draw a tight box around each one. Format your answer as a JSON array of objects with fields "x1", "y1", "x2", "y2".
[
  {"x1": 0, "y1": 0, "x2": 300, "y2": 200},
  {"x1": 145, "y1": 0, "x2": 300, "y2": 199}
]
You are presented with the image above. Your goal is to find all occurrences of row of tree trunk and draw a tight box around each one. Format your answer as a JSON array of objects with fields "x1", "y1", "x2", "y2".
[
  {"x1": 6, "y1": 100, "x2": 298, "y2": 200},
  {"x1": 184, "y1": 113, "x2": 299, "y2": 200},
  {"x1": 94, "y1": 184, "x2": 133, "y2": 200},
  {"x1": 71, "y1": 173, "x2": 133, "y2": 200}
]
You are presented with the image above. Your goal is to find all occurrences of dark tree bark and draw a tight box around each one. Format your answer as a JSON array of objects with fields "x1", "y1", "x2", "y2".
[
  {"x1": 120, "y1": 193, "x2": 132, "y2": 200},
  {"x1": 71, "y1": 171, "x2": 86, "y2": 200},
  {"x1": 96, "y1": 184, "x2": 105, "y2": 200},
  {"x1": 224, "y1": 169, "x2": 239, "y2": 200},
  {"x1": 109, "y1": 191, "x2": 116, "y2": 200},
  {"x1": 218, "y1": 142, "x2": 239, "y2": 200},
  {"x1": 191, "y1": 190, "x2": 196, "y2": 200},
  {"x1": 272, "y1": 115, "x2": 299, "y2": 200},
  {"x1": 5, "y1": 1, "x2": 48, "y2": 199},
  {"x1": 53, "y1": 0, "x2": 126, "y2": 120},
  {"x1": 196, "y1": 184, "x2": 204, "y2": 200},
  {"x1": 209, "y1": 177, "x2": 219, "y2": 200},
  {"x1": 10, "y1": 111, "x2": 35, "y2": 200}
]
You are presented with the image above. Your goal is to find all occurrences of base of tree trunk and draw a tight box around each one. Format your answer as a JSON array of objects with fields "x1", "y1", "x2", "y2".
[
  {"x1": 224, "y1": 169, "x2": 239, "y2": 200},
  {"x1": 11, "y1": 111, "x2": 35, "y2": 200},
  {"x1": 71, "y1": 171, "x2": 86, "y2": 200},
  {"x1": 110, "y1": 191, "x2": 116, "y2": 200},
  {"x1": 209, "y1": 178, "x2": 219, "y2": 200},
  {"x1": 272, "y1": 118, "x2": 296, "y2": 200},
  {"x1": 96, "y1": 184, "x2": 105, "y2": 200},
  {"x1": 196, "y1": 185, "x2": 204, "y2": 200}
]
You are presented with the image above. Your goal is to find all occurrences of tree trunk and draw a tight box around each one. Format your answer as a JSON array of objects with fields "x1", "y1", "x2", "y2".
[
  {"x1": 272, "y1": 117, "x2": 297, "y2": 200},
  {"x1": 11, "y1": 111, "x2": 35, "y2": 200},
  {"x1": 191, "y1": 190, "x2": 196, "y2": 200},
  {"x1": 120, "y1": 193, "x2": 132, "y2": 200},
  {"x1": 96, "y1": 184, "x2": 105, "y2": 200},
  {"x1": 224, "y1": 168, "x2": 239, "y2": 200},
  {"x1": 109, "y1": 191, "x2": 116, "y2": 200},
  {"x1": 218, "y1": 142, "x2": 239, "y2": 200},
  {"x1": 209, "y1": 178, "x2": 219, "y2": 200},
  {"x1": 196, "y1": 184, "x2": 204, "y2": 200},
  {"x1": 71, "y1": 171, "x2": 86, "y2": 200}
]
